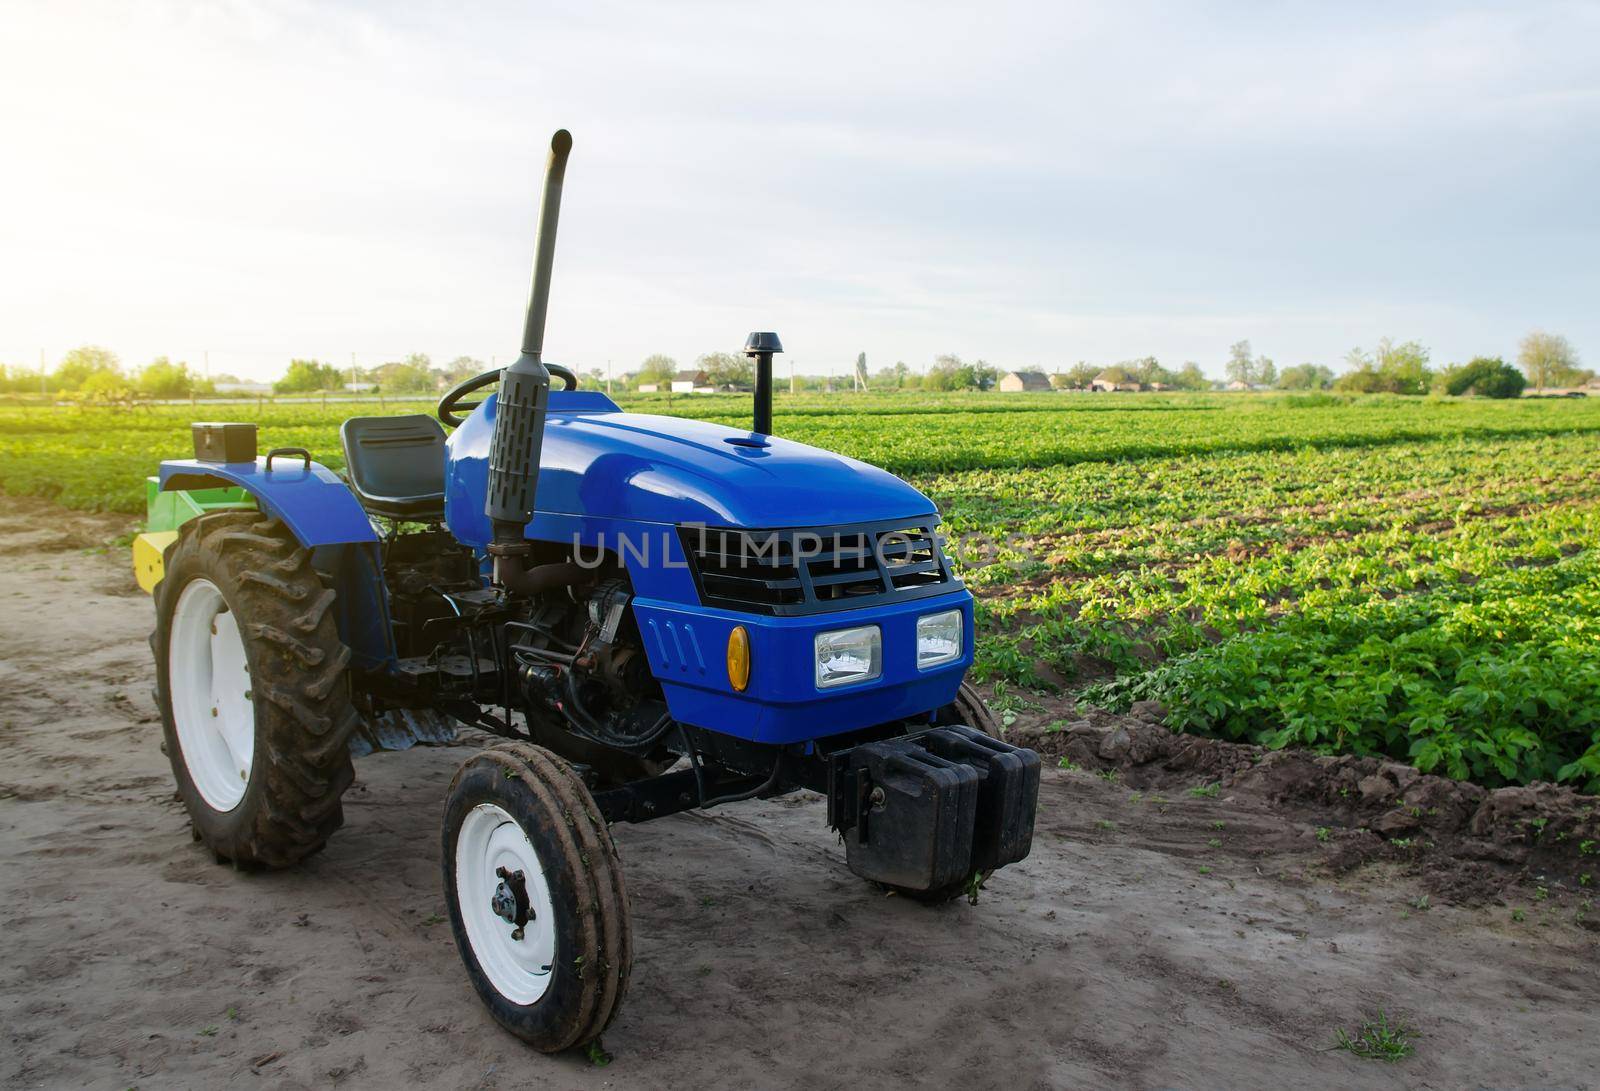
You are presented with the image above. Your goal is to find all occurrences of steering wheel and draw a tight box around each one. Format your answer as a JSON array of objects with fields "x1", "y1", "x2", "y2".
[{"x1": 437, "y1": 363, "x2": 577, "y2": 428}]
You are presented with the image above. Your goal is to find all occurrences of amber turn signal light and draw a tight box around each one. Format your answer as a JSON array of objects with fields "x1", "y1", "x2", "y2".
[{"x1": 727, "y1": 625, "x2": 751, "y2": 692}]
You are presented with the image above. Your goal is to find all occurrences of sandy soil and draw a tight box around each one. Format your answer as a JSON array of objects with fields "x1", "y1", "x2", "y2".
[{"x1": 1, "y1": 496, "x2": 1596, "y2": 1090}]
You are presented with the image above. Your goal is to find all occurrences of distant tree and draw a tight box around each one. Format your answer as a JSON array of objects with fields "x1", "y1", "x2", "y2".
[
  {"x1": 1375, "y1": 338, "x2": 1431, "y2": 394},
  {"x1": 1172, "y1": 361, "x2": 1211, "y2": 391},
  {"x1": 1442, "y1": 356, "x2": 1527, "y2": 399},
  {"x1": 443, "y1": 356, "x2": 486, "y2": 382},
  {"x1": 372, "y1": 354, "x2": 438, "y2": 394},
  {"x1": 1060, "y1": 362, "x2": 1099, "y2": 389},
  {"x1": 80, "y1": 369, "x2": 135, "y2": 402},
  {"x1": 893, "y1": 360, "x2": 909, "y2": 388},
  {"x1": 637, "y1": 354, "x2": 677, "y2": 386},
  {"x1": 0, "y1": 363, "x2": 37, "y2": 394},
  {"x1": 1223, "y1": 341, "x2": 1280, "y2": 386},
  {"x1": 922, "y1": 354, "x2": 964, "y2": 392},
  {"x1": 1334, "y1": 362, "x2": 1383, "y2": 394},
  {"x1": 1098, "y1": 364, "x2": 1132, "y2": 386},
  {"x1": 137, "y1": 356, "x2": 195, "y2": 398},
  {"x1": 1275, "y1": 363, "x2": 1334, "y2": 390},
  {"x1": 928, "y1": 356, "x2": 997, "y2": 391},
  {"x1": 53, "y1": 345, "x2": 121, "y2": 391},
  {"x1": 1338, "y1": 339, "x2": 1432, "y2": 395},
  {"x1": 275, "y1": 358, "x2": 344, "y2": 394},
  {"x1": 1517, "y1": 331, "x2": 1583, "y2": 390},
  {"x1": 1224, "y1": 341, "x2": 1254, "y2": 385},
  {"x1": 698, "y1": 351, "x2": 753, "y2": 389},
  {"x1": 1120, "y1": 357, "x2": 1160, "y2": 388},
  {"x1": 854, "y1": 352, "x2": 869, "y2": 390},
  {"x1": 869, "y1": 365, "x2": 903, "y2": 391}
]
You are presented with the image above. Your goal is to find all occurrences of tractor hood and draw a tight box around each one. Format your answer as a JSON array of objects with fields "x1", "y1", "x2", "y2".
[{"x1": 444, "y1": 391, "x2": 935, "y2": 543}]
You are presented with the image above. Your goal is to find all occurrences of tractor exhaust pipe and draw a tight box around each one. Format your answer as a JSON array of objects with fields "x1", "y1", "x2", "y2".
[
  {"x1": 744, "y1": 331, "x2": 783, "y2": 435},
  {"x1": 487, "y1": 130, "x2": 571, "y2": 584},
  {"x1": 519, "y1": 129, "x2": 573, "y2": 362}
]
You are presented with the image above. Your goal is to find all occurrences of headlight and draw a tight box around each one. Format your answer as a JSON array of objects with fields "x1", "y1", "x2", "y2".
[
  {"x1": 916, "y1": 609, "x2": 963, "y2": 669},
  {"x1": 815, "y1": 625, "x2": 881, "y2": 689}
]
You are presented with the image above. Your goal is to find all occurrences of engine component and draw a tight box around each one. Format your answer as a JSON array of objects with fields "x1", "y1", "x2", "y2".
[{"x1": 586, "y1": 579, "x2": 631, "y2": 647}]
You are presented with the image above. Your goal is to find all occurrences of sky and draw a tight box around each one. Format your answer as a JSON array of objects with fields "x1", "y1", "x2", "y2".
[{"x1": 2, "y1": 0, "x2": 1597, "y2": 382}]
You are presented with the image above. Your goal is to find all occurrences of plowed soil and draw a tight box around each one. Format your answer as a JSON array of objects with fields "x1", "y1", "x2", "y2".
[{"x1": 1, "y1": 496, "x2": 1595, "y2": 1090}]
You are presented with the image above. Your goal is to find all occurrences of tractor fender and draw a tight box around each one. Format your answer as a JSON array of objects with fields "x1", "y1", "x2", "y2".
[
  {"x1": 158, "y1": 458, "x2": 378, "y2": 547},
  {"x1": 157, "y1": 458, "x2": 394, "y2": 670}
]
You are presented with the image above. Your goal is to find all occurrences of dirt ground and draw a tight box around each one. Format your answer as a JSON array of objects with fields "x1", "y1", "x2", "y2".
[{"x1": 1, "y1": 496, "x2": 1597, "y2": 1090}]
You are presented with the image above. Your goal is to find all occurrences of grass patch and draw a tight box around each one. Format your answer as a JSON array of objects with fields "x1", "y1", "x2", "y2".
[{"x1": 1333, "y1": 1010, "x2": 1416, "y2": 1063}]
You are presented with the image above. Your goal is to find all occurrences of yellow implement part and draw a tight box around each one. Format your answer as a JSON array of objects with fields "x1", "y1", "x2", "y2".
[{"x1": 132, "y1": 530, "x2": 178, "y2": 594}]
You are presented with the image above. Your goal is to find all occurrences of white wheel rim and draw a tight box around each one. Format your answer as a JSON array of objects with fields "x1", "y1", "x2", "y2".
[
  {"x1": 456, "y1": 803, "x2": 558, "y2": 1005},
  {"x1": 169, "y1": 578, "x2": 255, "y2": 811}
]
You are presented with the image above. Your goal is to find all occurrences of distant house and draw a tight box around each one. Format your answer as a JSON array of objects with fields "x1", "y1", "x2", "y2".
[
  {"x1": 671, "y1": 369, "x2": 714, "y2": 394},
  {"x1": 999, "y1": 370, "x2": 1052, "y2": 392},
  {"x1": 1091, "y1": 370, "x2": 1140, "y2": 392},
  {"x1": 343, "y1": 381, "x2": 377, "y2": 393},
  {"x1": 635, "y1": 382, "x2": 661, "y2": 393},
  {"x1": 1225, "y1": 380, "x2": 1252, "y2": 392}
]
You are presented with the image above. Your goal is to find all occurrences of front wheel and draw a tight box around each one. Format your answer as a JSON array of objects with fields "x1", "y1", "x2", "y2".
[
  {"x1": 934, "y1": 679, "x2": 1003, "y2": 737},
  {"x1": 442, "y1": 742, "x2": 631, "y2": 1052}
]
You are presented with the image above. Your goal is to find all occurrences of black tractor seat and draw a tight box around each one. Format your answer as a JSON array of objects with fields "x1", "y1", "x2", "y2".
[{"x1": 340, "y1": 414, "x2": 447, "y2": 521}]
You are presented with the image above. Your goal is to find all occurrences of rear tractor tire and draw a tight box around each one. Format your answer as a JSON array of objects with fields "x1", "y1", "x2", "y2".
[
  {"x1": 153, "y1": 513, "x2": 358, "y2": 868},
  {"x1": 442, "y1": 741, "x2": 632, "y2": 1053}
]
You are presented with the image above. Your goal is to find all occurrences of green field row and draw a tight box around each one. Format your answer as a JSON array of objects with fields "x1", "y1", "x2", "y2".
[
  {"x1": 946, "y1": 432, "x2": 1600, "y2": 790},
  {"x1": 2, "y1": 391, "x2": 1596, "y2": 789},
  {"x1": 3, "y1": 391, "x2": 1598, "y2": 513}
]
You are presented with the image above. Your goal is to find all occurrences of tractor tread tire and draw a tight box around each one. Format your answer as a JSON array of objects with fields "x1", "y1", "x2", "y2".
[
  {"x1": 443, "y1": 742, "x2": 632, "y2": 1052},
  {"x1": 153, "y1": 512, "x2": 357, "y2": 868},
  {"x1": 944, "y1": 680, "x2": 1003, "y2": 737}
]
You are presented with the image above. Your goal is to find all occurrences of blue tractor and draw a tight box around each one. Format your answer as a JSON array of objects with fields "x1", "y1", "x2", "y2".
[{"x1": 140, "y1": 131, "x2": 1039, "y2": 1052}]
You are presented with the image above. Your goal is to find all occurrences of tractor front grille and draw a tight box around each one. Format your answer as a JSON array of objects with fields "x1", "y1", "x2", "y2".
[{"x1": 678, "y1": 518, "x2": 958, "y2": 616}]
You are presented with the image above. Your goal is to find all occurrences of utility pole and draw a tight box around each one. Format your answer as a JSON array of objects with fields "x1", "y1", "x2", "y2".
[
  {"x1": 204, "y1": 349, "x2": 210, "y2": 380},
  {"x1": 607, "y1": 358, "x2": 612, "y2": 395},
  {"x1": 790, "y1": 358, "x2": 796, "y2": 395},
  {"x1": 350, "y1": 351, "x2": 357, "y2": 389}
]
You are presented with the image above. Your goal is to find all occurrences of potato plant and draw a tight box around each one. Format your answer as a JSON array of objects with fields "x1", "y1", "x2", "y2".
[{"x1": 2, "y1": 390, "x2": 1595, "y2": 787}]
